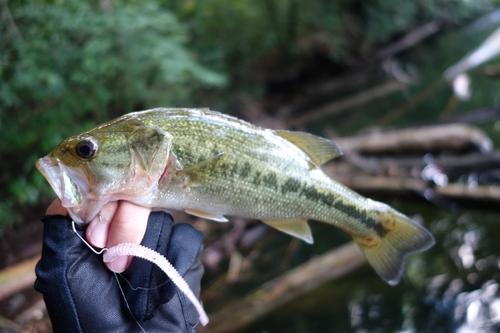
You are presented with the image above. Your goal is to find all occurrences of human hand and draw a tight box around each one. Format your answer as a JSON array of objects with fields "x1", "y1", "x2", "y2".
[
  {"x1": 46, "y1": 199, "x2": 151, "y2": 272},
  {"x1": 35, "y1": 208, "x2": 205, "y2": 332}
]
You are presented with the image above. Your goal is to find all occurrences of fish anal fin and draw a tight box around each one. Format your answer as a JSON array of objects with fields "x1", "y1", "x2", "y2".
[
  {"x1": 185, "y1": 208, "x2": 228, "y2": 222},
  {"x1": 353, "y1": 211, "x2": 435, "y2": 285},
  {"x1": 275, "y1": 130, "x2": 342, "y2": 166},
  {"x1": 262, "y1": 219, "x2": 314, "y2": 244}
]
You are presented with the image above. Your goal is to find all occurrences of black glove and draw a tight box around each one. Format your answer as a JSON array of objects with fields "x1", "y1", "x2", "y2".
[{"x1": 34, "y1": 211, "x2": 204, "y2": 333}]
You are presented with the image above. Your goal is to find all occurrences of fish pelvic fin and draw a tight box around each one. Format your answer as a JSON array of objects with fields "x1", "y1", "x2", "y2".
[
  {"x1": 275, "y1": 130, "x2": 342, "y2": 166},
  {"x1": 262, "y1": 219, "x2": 314, "y2": 244},
  {"x1": 185, "y1": 209, "x2": 229, "y2": 222},
  {"x1": 353, "y1": 210, "x2": 435, "y2": 286}
]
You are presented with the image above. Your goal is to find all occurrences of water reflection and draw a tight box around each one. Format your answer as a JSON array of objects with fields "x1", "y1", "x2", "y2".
[
  {"x1": 456, "y1": 230, "x2": 481, "y2": 269},
  {"x1": 420, "y1": 211, "x2": 500, "y2": 333},
  {"x1": 454, "y1": 280, "x2": 500, "y2": 332},
  {"x1": 344, "y1": 210, "x2": 500, "y2": 333}
]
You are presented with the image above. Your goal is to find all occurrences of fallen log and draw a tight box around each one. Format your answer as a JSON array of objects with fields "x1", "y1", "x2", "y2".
[
  {"x1": 334, "y1": 123, "x2": 493, "y2": 155},
  {"x1": 287, "y1": 80, "x2": 411, "y2": 127},
  {"x1": 0, "y1": 314, "x2": 22, "y2": 333},
  {"x1": 327, "y1": 151, "x2": 500, "y2": 180},
  {"x1": 200, "y1": 241, "x2": 366, "y2": 333},
  {"x1": 0, "y1": 256, "x2": 39, "y2": 301},
  {"x1": 333, "y1": 174, "x2": 500, "y2": 209},
  {"x1": 376, "y1": 20, "x2": 442, "y2": 59}
]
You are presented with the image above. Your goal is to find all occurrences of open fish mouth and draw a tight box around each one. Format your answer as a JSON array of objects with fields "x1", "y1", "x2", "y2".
[{"x1": 36, "y1": 156, "x2": 85, "y2": 210}]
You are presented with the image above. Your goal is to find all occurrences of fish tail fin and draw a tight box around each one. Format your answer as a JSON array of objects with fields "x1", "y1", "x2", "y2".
[{"x1": 353, "y1": 210, "x2": 435, "y2": 285}]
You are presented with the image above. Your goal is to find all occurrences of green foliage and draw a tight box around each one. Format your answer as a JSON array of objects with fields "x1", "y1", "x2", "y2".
[
  {"x1": 0, "y1": 0, "x2": 226, "y2": 226},
  {"x1": 166, "y1": 0, "x2": 500, "y2": 94}
]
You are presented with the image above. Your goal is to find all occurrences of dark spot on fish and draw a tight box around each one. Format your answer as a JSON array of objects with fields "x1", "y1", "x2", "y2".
[
  {"x1": 217, "y1": 162, "x2": 230, "y2": 177},
  {"x1": 229, "y1": 162, "x2": 239, "y2": 176},
  {"x1": 331, "y1": 198, "x2": 388, "y2": 236},
  {"x1": 173, "y1": 145, "x2": 197, "y2": 166},
  {"x1": 262, "y1": 172, "x2": 278, "y2": 189},
  {"x1": 280, "y1": 177, "x2": 301, "y2": 194},
  {"x1": 239, "y1": 162, "x2": 251, "y2": 179},
  {"x1": 252, "y1": 171, "x2": 262, "y2": 186},
  {"x1": 298, "y1": 184, "x2": 388, "y2": 237},
  {"x1": 299, "y1": 185, "x2": 334, "y2": 206}
]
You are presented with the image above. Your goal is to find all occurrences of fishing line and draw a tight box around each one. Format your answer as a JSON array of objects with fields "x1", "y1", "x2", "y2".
[
  {"x1": 72, "y1": 221, "x2": 105, "y2": 255},
  {"x1": 71, "y1": 221, "x2": 209, "y2": 326},
  {"x1": 114, "y1": 272, "x2": 147, "y2": 333},
  {"x1": 117, "y1": 274, "x2": 171, "y2": 292}
]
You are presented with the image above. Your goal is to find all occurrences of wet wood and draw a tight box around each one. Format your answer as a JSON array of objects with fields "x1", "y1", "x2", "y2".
[
  {"x1": 201, "y1": 241, "x2": 365, "y2": 333},
  {"x1": 436, "y1": 183, "x2": 500, "y2": 203},
  {"x1": 0, "y1": 314, "x2": 22, "y2": 332},
  {"x1": 333, "y1": 174, "x2": 500, "y2": 206},
  {"x1": 412, "y1": 106, "x2": 500, "y2": 126},
  {"x1": 287, "y1": 80, "x2": 411, "y2": 126},
  {"x1": 328, "y1": 151, "x2": 500, "y2": 179},
  {"x1": 0, "y1": 256, "x2": 39, "y2": 301},
  {"x1": 15, "y1": 298, "x2": 46, "y2": 325},
  {"x1": 334, "y1": 123, "x2": 492, "y2": 155},
  {"x1": 376, "y1": 20, "x2": 442, "y2": 59}
]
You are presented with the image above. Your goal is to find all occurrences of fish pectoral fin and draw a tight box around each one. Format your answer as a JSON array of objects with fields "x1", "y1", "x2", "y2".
[
  {"x1": 275, "y1": 130, "x2": 342, "y2": 166},
  {"x1": 262, "y1": 219, "x2": 314, "y2": 244},
  {"x1": 181, "y1": 152, "x2": 226, "y2": 174},
  {"x1": 185, "y1": 209, "x2": 229, "y2": 222}
]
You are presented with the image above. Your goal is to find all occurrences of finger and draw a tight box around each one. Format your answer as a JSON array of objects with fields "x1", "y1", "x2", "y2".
[
  {"x1": 86, "y1": 201, "x2": 118, "y2": 248},
  {"x1": 46, "y1": 199, "x2": 68, "y2": 216},
  {"x1": 105, "y1": 201, "x2": 151, "y2": 272}
]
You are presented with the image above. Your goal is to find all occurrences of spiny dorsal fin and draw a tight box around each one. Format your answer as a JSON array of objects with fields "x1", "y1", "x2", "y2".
[
  {"x1": 275, "y1": 130, "x2": 342, "y2": 166},
  {"x1": 262, "y1": 219, "x2": 314, "y2": 244}
]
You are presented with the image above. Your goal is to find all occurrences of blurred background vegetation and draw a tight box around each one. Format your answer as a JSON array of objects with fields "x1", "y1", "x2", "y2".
[{"x1": 2, "y1": 0, "x2": 500, "y2": 332}]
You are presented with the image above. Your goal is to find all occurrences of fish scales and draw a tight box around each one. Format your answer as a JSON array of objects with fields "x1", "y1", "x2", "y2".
[
  {"x1": 36, "y1": 108, "x2": 435, "y2": 285},
  {"x1": 141, "y1": 110, "x2": 377, "y2": 234}
]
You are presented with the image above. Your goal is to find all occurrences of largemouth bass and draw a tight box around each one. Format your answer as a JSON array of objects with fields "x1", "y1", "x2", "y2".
[{"x1": 36, "y1": 108, "x2": 434, "y2": 285}]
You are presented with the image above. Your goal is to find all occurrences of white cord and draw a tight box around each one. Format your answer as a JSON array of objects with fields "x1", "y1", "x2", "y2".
[
  {"x1": 71, "y1": 221, "x2": 209, "y2": 326},
  {"x1": 103, "y1": 243, "x2": 209, "y2": 326}
]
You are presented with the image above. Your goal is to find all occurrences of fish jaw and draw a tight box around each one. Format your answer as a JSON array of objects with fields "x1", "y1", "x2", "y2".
[{"x1": 36, "y1": 155, "x2": 103, "y2": 223}]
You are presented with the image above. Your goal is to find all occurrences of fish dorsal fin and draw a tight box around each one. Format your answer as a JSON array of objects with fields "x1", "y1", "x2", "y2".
[
  {"x1": 185, "y1": 208, "x2": 229, "y2": 222},
  {"x1": 275, "y1": 130, "x2": 342, "y2": 166},
  {"x1": 262, "y1": 219, "x2": 314, "y2": 244}
]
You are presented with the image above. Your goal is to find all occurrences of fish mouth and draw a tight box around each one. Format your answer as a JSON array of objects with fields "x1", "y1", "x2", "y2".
[{"x1": 36, "y1": 156, "x2": 90, "y2": 223}]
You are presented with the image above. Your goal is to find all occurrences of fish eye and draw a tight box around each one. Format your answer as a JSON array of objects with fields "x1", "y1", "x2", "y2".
[{"x1": 75, "y1": 139, "x2": 98, "y2": 159}]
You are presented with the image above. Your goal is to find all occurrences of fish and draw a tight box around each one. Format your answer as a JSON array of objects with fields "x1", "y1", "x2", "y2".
[{"x1": 36, "y1": 108, "x2": 435, "y2": 285}]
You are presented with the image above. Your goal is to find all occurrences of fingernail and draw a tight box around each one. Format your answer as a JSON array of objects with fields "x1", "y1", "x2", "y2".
[
  {"x1": 106, "y1": 255, "x2": 130, "y2": 273},
  {"x1": 87, "y1": 222, "x2": 109, "y2": 248}
]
